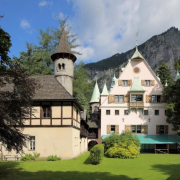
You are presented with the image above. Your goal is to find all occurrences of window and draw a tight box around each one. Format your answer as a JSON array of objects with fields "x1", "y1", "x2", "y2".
[
  {"x1": 58, "y1": 63, "x2": 61, "y2": 70},
  {"x1": 155, "y1": 110, "x2": 159, "y2": 115},
  {"x1": 115, "y1": 110, "x2": 119, "y2": 115},
  {"x1": 131, "y1": 95, "x2": 143, "y2": 102},
  {"x1": 114, "y1": 95, "x2": 124, "y2": 102},
  {"x1": 124, "y1": 110, "x2": 129, "y2": 115},
  {"x1": 29, "y1": 136, "x2": 35, "y2": 151},
  {"x1": 122, "y1": 80, "x2": 128, "y2": 86},
  {"x1": 145, "y1": 80, "x2": 151, "y2": 86},
  {"x1": 42, "y1": 106, "x2": 51, "y2": 118},
  {"x1": 156, "y1": 125, "x2": 168, "y2": 134},
  {"x1": 131, "y1": 125, "x2": 142, "y2": 133},
  {"x1": 151, "y1": 95, "x2": 161, "y2": 103},
  {"x1": 106, "y1": 110, "x2": 110, "y2": 115},
  {"x1": 144, "y1": 110, "x2": 149, "y2": 115},
  {"x1": 111, "y1": 125, "x2": 115, "y2": 133},
  {"x1": 62, "y1": 63, "x2": 65, "y2": 70}
]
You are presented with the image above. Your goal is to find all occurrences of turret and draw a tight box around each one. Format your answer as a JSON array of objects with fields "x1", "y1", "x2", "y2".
[{"x1": 51, "y1": 29, "x2": 76, "y2": 95}]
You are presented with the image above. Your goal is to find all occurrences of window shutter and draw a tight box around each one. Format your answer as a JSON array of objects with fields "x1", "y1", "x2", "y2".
[
  {"x1": 125, "y1": 125, "x2": 131, "y2": 132},
  {"x1": 161, "y1": 96, "x2": 166, "y2": 103},
  {"x1": 115, "y1": 125, "x2": 119, "y2": 134},
  {"x1": 107, "y1": 125, "x2": 111, "y2": 134},
  {"x1": 118, "y1": 80, "x2": 122, "y2": 86},
  {"x1": 146, "y1": 95, "x2": 151, "y2": 103},
  {"x1": 164, "y1": 125, "x2": 168, "y2": 134},
  {"x1": 156, "y1": 125, "x2": 160, "y2": 134},
  {"x1": 142, "y1": 125, "x2": 148, "y2": 134},
  {"x1": 128, "y1": 80, "x2": 132, "y2": 86},
  {"x1": 124, "y1": 95, "x2": 129, "y2": 103},
  {"x1": 108, "y1": 95, "x2": 114, "y2": 103},
  {"x1": 141, "y1": 80, "x2": 145, "y2": 86},
  {"x1": 151, "y1": 80, "x2": 155, "y2": 86}
]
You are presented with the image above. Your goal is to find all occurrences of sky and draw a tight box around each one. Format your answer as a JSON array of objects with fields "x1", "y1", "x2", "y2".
[{"x1": 1, "y1": 0, "x2": 180, "y2": 64}]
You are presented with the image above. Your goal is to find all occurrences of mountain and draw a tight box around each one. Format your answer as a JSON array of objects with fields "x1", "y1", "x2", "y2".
[{"x1": 84, "y1": 27, "x2": 180, "y2": 91}]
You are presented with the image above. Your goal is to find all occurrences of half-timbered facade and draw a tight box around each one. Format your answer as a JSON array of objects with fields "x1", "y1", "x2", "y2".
[{"x1": 1, "y1": 30, "x2": 88, "y2": 160}]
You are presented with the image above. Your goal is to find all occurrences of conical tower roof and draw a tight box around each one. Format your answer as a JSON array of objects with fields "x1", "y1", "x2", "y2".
[
  {"x1": 131, "y1": 46, "x2": 144, "y2": 60},
  {"x1": 175, "y1": 71, "x2": 180, "y2": 81},
  {"x1": 101, "y1": 82, "x2": 109, "y2": 96},
  {"x1": 51, "y1": 29, "x2": 76, "y2": 62},
  {"x1": 90, "y1": 81, "x2": 100, "y2": 103},
  {"x1": 56, "y1": 29, "x2": 72, "y2": 54}
]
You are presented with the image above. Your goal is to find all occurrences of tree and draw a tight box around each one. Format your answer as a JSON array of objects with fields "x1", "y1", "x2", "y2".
[
  {"x1": 13, "y1": 17, "x2": 81, "y2": 76},
  {"x1": 163, "y1": 79, "x2": 180, "y2": 131},
  {"x1": 156, "y1": 62, "x2": 173, "y2": 86},
  {"x1": 73, "y1": 62, "x2": 93, "y2": 114},
  {"x1": 0, "y1": 26, "x2": 37, "y2": 153},
  {"x1": 174, "y1": 55, "x2": 180, "y2": 71}
]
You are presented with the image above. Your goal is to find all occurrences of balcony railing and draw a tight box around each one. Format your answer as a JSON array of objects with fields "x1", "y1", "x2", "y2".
[
  {"x1": 129, "y1": 102, "x2": 144, "y2": 108},
  {"x1": 88, "y1": 133, "x2": 98, "y2": 139}
]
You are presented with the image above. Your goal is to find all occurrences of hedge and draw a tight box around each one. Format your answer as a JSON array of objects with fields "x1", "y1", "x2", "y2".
[{"x1": 90, "y1": 144, "x2": 104, "y2": 165}]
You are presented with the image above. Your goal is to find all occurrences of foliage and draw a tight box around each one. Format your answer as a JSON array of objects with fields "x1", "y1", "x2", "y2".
[
  {"x1": 156, "y1": 62, "x2": 173, "y2": 86},
  {"x1": 163, "y1": 79, "x2": 180, "y2": 130},
  {"x1": 13, "y1": 17, "x2": 81, "y2": 76},
  {"x1": 90, "y1": 144, "x2": 104, "y2": 165},
  {"x1": 0, "y1": 25, "x2": 37, "y2": 153},
  {"x1": 21, "y1": 152, "x2": 40, "y2": 161},
  {"x1": 102, "y1": 134, "x2": 120, "y2": 153},
  {"x1": 174, "y1": 55, "x2": 180, "y2": 71},
  {"x1": 47, "y1": 155, "x2": 61, "y2": 161},
  {"x1": 102, "y1": 132, "x2": 140, "y2": 159},
  {"x1": 105, "y1": 143, "x2": 139, "y2": 159},
  {"x1": 73, "y1": 62, "x2": 93, "y2": 114}
]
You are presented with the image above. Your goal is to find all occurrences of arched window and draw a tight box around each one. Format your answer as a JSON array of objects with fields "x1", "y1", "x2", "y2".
[
  {"x1": 58, "y1": 63, "x2": 61, "y2": 70},
  {"x1": 62, "y1": 63, "x2": 65, "y2": 70}
]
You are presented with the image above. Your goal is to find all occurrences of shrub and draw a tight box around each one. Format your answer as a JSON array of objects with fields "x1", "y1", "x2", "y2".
[
  {"x1": 105, "y1": 143, "x2": 139, "y2": 159},
  {"x1": 90, "y1": 144, "x2": 104, "y2": 165},
  {"x1": 21, "y1": 152, "x2": 40, "y2": 161},
  {"x1": 47, "y1": 155, "x2": 61, "y2": 161},
  {"x1": 102, "y1": 134, "x2": 120, "y2": 153}
]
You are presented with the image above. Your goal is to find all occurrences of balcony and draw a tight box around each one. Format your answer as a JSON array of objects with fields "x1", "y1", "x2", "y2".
[
  {"x1": 129, "y1": 102, "x2": 144, "y2": 108},
  {"x1": 88, "y1": 133, "x2": 98, "y2": 139}
]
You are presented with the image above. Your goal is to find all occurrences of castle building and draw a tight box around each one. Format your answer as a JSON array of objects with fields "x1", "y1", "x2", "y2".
[
  {"x1": 1, "y1": 30, "x2": 88, "y2": 160},
  {"x1": 89, "y1": 46, "x2": 180, "y2": 153}
]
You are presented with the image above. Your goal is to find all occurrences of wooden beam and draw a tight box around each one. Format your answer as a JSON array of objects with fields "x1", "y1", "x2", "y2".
[
  {"x1": 61, "y1": 102, "x2": 63, "y2": 125},
  {"x1": 30, "y1": 107, "x2": 32, "y2": 126},
  {"x1": 71, "y1": 102, "x2": 73, "y2": 126}
]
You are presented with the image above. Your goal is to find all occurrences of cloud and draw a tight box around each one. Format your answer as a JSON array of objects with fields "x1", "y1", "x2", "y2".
[
  {"x1": 68, "y1": 0, "x2": 180, "y2": 63},
  {"x1": 20, "y1": 19, "x2": 31, "y2": 29},
  {"x1": 39, "y1": 1, "x2": 53, "y2": 7}
]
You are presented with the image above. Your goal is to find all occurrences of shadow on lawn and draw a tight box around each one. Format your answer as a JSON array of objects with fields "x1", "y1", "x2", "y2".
[
  {"x1": 152, "y1": 164, "x2": 180, "y2": 180},
  {"x1": 0, "y1": 161, "x2": 141, "y2": 180}
]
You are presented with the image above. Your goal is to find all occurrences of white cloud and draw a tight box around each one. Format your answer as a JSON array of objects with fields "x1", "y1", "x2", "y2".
[
  {"x1": 39, "y1": 1, "x2": 53, "y2": 7},
  {"x1": 68, "y1": 0, "x2": 180, "y2": 63},
  {"x1": 20, "y1": 19, "x2": 31, "y2": 29}
]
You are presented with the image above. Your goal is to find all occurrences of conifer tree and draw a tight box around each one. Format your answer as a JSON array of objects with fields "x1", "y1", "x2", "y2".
[{"x1": 156, "y1": 62, "x2": 173, "y2": 86}]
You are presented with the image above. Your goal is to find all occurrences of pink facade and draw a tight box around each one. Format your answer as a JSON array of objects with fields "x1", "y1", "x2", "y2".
[{"x1": 100, "y1": 52, "x2": 176, "y2": 137}]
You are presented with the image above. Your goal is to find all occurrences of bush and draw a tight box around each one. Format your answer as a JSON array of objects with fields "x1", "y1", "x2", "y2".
[
  {"x1": 102, "y1": 134, "x2": 120, "y2": 153},
  {"x1": 105, "y1": 143, "x2": 139, "y2": 159},
  {"x1": 21, "y1": 152, "x2": 40, "y2": 161},
  {"x1": 90, "y1": 144, "x2": 104, "y2": 165},
  {"x1": 47, "y1": 155, "x2": 61, "y2": 161}
]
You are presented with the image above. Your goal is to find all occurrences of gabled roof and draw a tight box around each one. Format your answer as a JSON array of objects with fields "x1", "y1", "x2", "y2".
[
  {"x1": 129, "y1": 77, "x2": 145, "y2": 92},
  {"x1": 101, "y1": 82, "x2": 109, "y2": 96},
  {"x1": 0, "y1": 75, "x2": 76, "y2": 100},
  {"x1": 90, "y1": 81, "x2": 100, "y2": 103},
  {"x1": 131, "y1": 46, "x2": 144, "y2": 60}
]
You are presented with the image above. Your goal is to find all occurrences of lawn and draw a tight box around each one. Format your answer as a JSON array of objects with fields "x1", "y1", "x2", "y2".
[{"x1": 0, "y1": 152, "x2": 180, "y2": 180}]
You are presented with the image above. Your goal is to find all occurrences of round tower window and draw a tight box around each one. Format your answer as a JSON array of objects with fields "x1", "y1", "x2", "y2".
[{"x1": 133, "y1": 67, "x2": 140, "y2": 73}]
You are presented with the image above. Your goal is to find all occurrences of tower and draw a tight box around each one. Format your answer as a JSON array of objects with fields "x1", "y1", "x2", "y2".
[{"x1": 51, "y1": 29, "x2": 76, "y2": 95}]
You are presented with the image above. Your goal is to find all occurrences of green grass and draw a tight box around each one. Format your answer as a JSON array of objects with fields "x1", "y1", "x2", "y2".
[{"x1": 1, "y1": 152, "x2": 180, "y2": 180}]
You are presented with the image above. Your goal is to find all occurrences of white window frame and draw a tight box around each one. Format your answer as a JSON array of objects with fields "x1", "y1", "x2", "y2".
[{"x1": 29, "y1": 136, "x2": 35, "y2": 151}]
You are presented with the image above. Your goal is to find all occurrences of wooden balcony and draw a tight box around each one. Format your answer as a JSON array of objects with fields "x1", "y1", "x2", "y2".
[
  {"x1": 129, "y1": 102, "x2": 144, "y2": 108},
  {"x1": 88, "y1": 133, "x2": 98, "y2": 139}
]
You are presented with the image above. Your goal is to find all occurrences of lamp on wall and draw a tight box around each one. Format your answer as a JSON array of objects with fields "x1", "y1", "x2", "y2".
[
  {"x1": 122, "y1": 118, "x2": 124, "y2": 122},
  {"x1": 148, "y1": 118, "x2": 151, "y2": 122}
]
